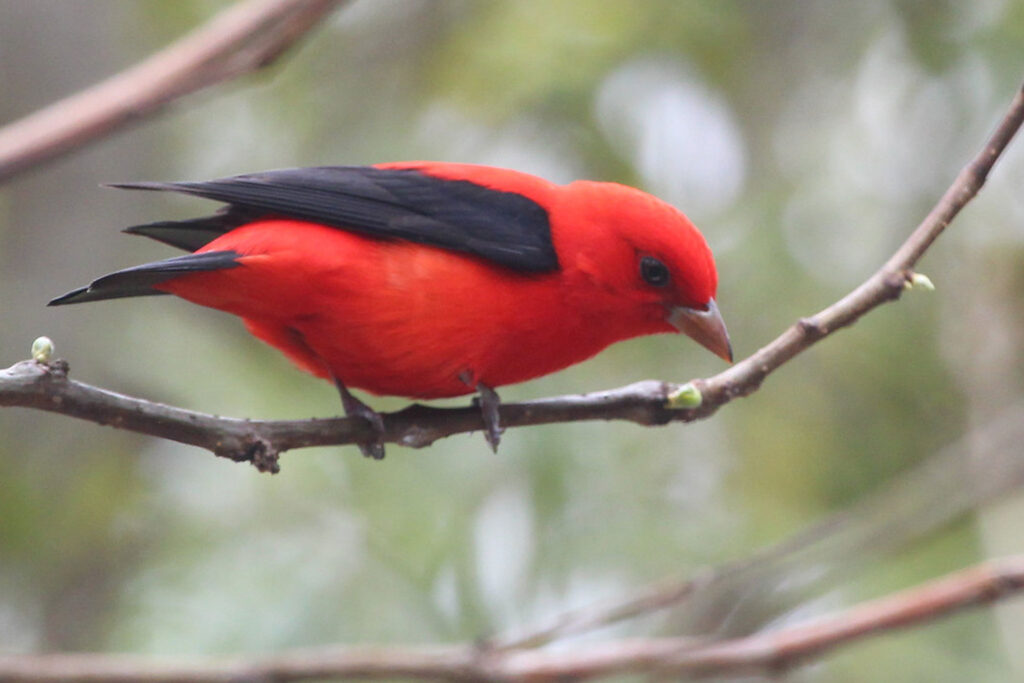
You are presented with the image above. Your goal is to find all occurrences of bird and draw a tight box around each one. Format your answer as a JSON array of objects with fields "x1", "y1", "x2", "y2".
[{"x1": 50, "y1": 162, "x2": 731, "y2": 459}]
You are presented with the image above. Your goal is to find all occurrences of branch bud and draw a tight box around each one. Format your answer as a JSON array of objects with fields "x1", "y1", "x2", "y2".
[
  {"x1": 31, "y1": 336, "x2": 54, "y2": 363},
  {"x1": 666, "y1": 382, "x2": 702, "y2": 409},
  {"x1": 904, "y1": 272, "x2": 935, "y2": 291}
]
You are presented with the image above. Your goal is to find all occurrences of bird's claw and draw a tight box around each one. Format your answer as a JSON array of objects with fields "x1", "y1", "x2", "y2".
[{"x1": 336, "y1": 380, "x2": 386, "y2": 459}]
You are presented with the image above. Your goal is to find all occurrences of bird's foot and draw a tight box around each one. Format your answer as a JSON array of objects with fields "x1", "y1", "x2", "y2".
[
  {"x1": 335, "y1": 379, "x2": 386, "y2": 460},
  {"x1": 475, "y1": 382, "x2": 504, "y2": 453}
]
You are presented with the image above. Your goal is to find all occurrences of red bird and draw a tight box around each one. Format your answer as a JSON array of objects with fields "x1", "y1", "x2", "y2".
[{"x1": 51, "y1": 162, "x2": 731, "y2": 458}]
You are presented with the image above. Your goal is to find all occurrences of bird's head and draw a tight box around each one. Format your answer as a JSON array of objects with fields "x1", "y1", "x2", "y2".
[{"x1": 554, "y1": 181, "x2": 732, "y2": 362}]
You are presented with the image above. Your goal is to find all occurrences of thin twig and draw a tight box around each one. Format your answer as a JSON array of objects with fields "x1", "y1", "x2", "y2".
[
  {"x1": 2, "y1": 82, "x2": 1022, "y2": 469},
  {"x1": 0, "y1": 0, "x2": 344, "y2": 182},
  {"x1": 484, "y1": 572, "x2": 713, "y2": 651},
  {"x1": 2, "y1": 556, "x2": 1022, "y2": 682}
]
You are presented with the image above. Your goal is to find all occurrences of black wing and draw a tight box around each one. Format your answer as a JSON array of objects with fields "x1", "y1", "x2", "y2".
[{"x1": 114, "y1": 166, "x2": 558, "y2": 272}]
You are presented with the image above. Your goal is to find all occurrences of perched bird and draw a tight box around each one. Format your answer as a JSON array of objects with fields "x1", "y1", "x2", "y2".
[{"x1": 51, "y1": 162, "x2": 731, "y2": 458}]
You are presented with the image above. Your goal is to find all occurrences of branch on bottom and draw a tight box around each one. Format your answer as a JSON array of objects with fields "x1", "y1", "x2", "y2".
[{"x1": 1, "y1": 555, "x2": 1021, "y2": 682}]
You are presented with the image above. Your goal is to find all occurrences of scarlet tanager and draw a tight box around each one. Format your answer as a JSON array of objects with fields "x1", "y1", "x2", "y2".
[{"x1": 51, "y1": 162, "x2": 731, "y2": 458}]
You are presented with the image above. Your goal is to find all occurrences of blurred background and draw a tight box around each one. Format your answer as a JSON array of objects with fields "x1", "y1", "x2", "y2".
[{"x1": 1, "y1": 1, "x2": 1023, "y2": 680}]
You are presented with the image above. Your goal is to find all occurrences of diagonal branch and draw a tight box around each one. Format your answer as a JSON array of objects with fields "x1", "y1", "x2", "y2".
[
  {"x1": 0, "y1": 0, "x2": 345, "y2": 182},
  {"x1": 2, "y1": 555, "x2": 1022, "y2": 681},
  {"x1": 690, "y1": 77, "x2": 1024, "y2": 415},
  {"x1": 2, "y1": 81, "x2": 1023, "y2": 470}
]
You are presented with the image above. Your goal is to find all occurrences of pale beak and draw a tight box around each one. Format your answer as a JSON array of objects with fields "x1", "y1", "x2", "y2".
[{"x1": 667, "y1": 298, "x2": 733, "y2": 362}]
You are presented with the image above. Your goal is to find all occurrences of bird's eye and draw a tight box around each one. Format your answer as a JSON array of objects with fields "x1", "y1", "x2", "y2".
[{"x1": 640, "y1": 256, "x2": 670, "y2": 287}]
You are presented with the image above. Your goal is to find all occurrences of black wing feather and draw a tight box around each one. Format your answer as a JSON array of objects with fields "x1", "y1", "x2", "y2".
[{"x1": 112, "y1": 166, "x2": 558, "y2": 272}]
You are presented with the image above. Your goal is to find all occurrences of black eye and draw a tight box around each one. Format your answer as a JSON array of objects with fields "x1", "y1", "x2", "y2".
[{"x1": 640, "y1": 256, "x2": 670, "y2": 287}]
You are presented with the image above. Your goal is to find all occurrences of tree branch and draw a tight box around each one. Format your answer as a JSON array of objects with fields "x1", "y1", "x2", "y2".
[
  {"x1": 3, "y1": 81, "x2": 1023, "y2": 470},
  {"x1": 0, "y1": 359, "x2": 678, "y2": 473},
  {"x1": 2, "y1": 555, "x2": 1022, "y2": 681},
  {"x1": 0, "y1": 0, "x2": 345, "y2": 182}
]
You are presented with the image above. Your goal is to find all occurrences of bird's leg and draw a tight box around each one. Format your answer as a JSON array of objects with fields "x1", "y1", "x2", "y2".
[
  {"x1": 334, "y1": 378, "x2": 386, "y2": 460},
  {"x1": 477, "y1": 383, "x2": 504, "y2": 453},
  {"x1": 459, "y1": 371, "x2": 504, "y2": 452}
]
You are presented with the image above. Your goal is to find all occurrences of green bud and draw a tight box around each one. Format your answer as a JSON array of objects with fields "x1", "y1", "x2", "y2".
[
  {"x1": 31, "y1": 336, "x2": 54, "y2": 364},
  {"x1": 666, "y1": 382, "x2": 702, "y2": 409},
  {"x1": 906, "y1": 272, "x2": 935, "y2": 291},
  {"x1": 912, "y1": 272, "x2": 935, "y2": 290}
]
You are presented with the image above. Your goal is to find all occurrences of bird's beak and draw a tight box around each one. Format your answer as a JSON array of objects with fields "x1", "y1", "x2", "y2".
[{"x1": 667, "y1": 298, "x2": 733, "y2": 362}]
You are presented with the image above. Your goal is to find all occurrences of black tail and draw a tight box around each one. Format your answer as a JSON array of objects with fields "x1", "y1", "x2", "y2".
[
  {"x1": 49, "y1": 251, "x2": 241, "y2": 305},
  {"x1": 123, "y1": 216, "x2": 232, "y2": 252},
  {"x1": 112, "y1": 180, "x2": 263, "y2": 253},
  {"x1": 118, "y1": 203, "x2": 259, "y2": 253}
]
